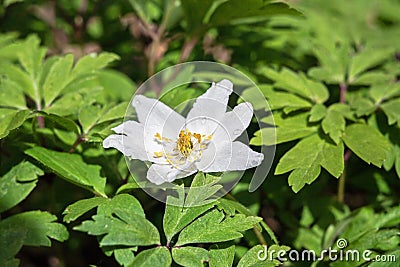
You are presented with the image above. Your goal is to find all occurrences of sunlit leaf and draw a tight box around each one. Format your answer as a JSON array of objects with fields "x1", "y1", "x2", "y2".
[
  {"x1": 25, "y1": 147, "x2": 107, "y2": 197},
  {"x1": 0, "y1": 162, "x2": 43, "y2": 213},
  {"x1": 342, "y1": 124, "x2": 390, "y2": 167}
]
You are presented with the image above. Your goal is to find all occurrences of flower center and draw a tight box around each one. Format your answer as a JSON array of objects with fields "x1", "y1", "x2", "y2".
[
  {"x1": 153, "y1": 129, "x2": 212, "y2": 169},
  {"x1": 177, "y1": 129, "x2": 193, "y2": 157}
]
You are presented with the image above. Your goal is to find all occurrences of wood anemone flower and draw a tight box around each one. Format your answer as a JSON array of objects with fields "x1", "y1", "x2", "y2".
[{"x1": 103, "y1": 79, "x2": 263, "y2": 185}]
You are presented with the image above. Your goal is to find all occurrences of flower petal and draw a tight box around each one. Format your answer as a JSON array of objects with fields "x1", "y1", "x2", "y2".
[
  {"x1": 104, "y1": 121, "x2": 166, "y2": 164},
  {"x1": 132, "y1": 94, "x2": 185, "y2": 138},
  {"x1": 103, "y1": 133, "x2": 148, "y2": 160},
  {"x1": 147, "y1": 164, "x2": 197, "y2": 185},
  {"x1": 186, "y1": 79, "x2": 233, "y2": 134},
  {"x1": 213, "y1": 102, "x2": 254, "y2": 143},
  {"x1": 111, "y1": 121, "x2": 141, "y2": 135},
  {"x1": 196, "y1": 141, "x2": 263, "y2": 172}
]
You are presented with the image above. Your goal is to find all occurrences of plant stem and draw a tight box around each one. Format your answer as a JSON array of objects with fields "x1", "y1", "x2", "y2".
[
  {"x1": 33, "y1": 80, "x2": 45, "y2": 128},
  {"x1": 254, "y1": 226, "x2": 267, "y2": 245},
  {"x1": 68, "y1": 135, "x2": 85, "y2": 153},
  {"x1": 179, "y1": 36, "x2": 198, "y2": 63},
  {"x1": 339, "y1": 83, "x2": 347, "y2": 103},
  {"x1": 337, "y1": 82, "x2": 348, "y2": 203},
  {"x1": 225, "y1": 193, "x2": 270, "y2": 245},
  {"x1": 338, "y1": 149, "x2": 351, "y2": 203},
  {"x1": 37, "y1": 116, "x2": 45, "y2": 128}
]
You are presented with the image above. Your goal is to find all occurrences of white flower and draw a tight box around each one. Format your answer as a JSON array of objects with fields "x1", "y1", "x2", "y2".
[{"x1": 103, "y1": 79, "x2": 264, "y2": 185}]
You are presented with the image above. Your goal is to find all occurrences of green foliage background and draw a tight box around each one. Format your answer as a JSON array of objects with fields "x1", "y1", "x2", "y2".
[{"x1": 0, "y1": 0, "x2": 400, "y2": 266}]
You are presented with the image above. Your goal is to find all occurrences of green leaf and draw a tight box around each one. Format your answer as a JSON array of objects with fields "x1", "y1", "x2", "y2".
[
  {"x1": 348, "y1": 47, "x2": 394, "y2": 82},
  {"x1": 381, "y1": 98, "x2": 400, "y2": 125},
  {"x1": 72, "y1": 52, "x2": 119, "y2": 77},
  {"x1": 396, "y1": 147, "x2": 400, "y2": 178},
  {"x1": 25, "y1": 147, "x2": 107, "y2": 197},
  {"x1": 79, "y1": 104, "x2": 102, "y2": 133},
  {"x1": 128, "y1": 0, "x2": 161, "y2": 24},
  {"x1": 251, "y1": 127, "x2": 316, "y2": 146},
  {"x1": 0, "y1": 211, "x2": 68, "y2": 264},
  {"x1": 352, "y1": 97, "x2": 376, "y2": 117},
  {"x1": 0, "y1": 33, "x2": 19, "y2": 61},
  {"x1": 63, "y1": 197, "x2": 108, "y2": 223},
  {"x1": 16, "y1": 35, "x2": 46, "y2": 79},
  {"x1": 39, "y1": 112, "x2": 81, "y2": 134},
  {"x1": 0, "y1": 77, "x2": 26, "y2": 109},
  {"x1": 3, "y1": 0, "x2": 24, "y2": 7},
  {"x1": 97, "y1": 69, "x2": 136, "y2": 102},
  {"x1": 129, "y1": 247, "x2": 171, "y2": 267},
  {"x1": 253, "y1": 112, "x2": 317, "y2": 145},
  {"x1": 329, "y1": 103, "x2": 356, "y2": 121},
  {"x1": 267, "y1": 91, "x2": 312, "y2": 111},
  {"x1": 309, "y1": 104, "x2": 327, "y2": 122},
  {"x1": 209, "y1": 244, "x2": 235, "y2": 267},
  {"x1": 0, "y1": 109, "x2": 31, "y2": 139},
  {"x1": 176, "y1": 209, "x2": 261, "y2": 246},
  {"x1": 162, "y1": 0, "x2": 185, "y2": 31},
  {"x1": 262, "y1": 67, "x2": 329, "y2": 103},
  {"x1": 44, "y1": 90, "x2": 92, "y2": 117},
  {"x1": 217, "y1": 198, "x2": 278, "y2": 244},
  {"x1": 97, "y1": 102, "x2": 128, "y2": 124},
  {"x1": 163, "y1": 196, "x2": 214, "y2": 243},
  {"x1": 383, "y1": 145, "x2": 396, "y2": 171},
  {"x1": 321, "y1": 109, "x2": 345, "y2": 144},
  {"x1": 0, "y1": 162, "x2": 43, "y2": 213},
  {"x1": 160, "y1": 86, "x2": 203, "y2": 113},
  {"x1": 275, "y1": 134, "x2": 344, "y2": 192},
  {"x1": 308, "y1": 44, "x2": 349, "y2": 84},
  {"x1": 350, "y1": 71, "x2": 393, "y2": 85},
  {"x1": 0, "y1": 62, "x2": 35, "y2": 101},
  {"x1": 238, "y1": 85, "x2": 274, "y2": 110},
  {"x1": 113, "y1": 247, "x2": 135, "y2": 267},
  {"x1": 172, "y1": 247, "x2": 209, "y2": 267},
  {"x1": 79, "y1": 102, "x2": 127, "y2": 134},
  {"x1": 181, "y1": 0, "x2": 213, "y2": 33},
  {"x1": 42, "y1": 54, "x2": 74, "y2": 106},
  {"x1": 75, "y1": 213, "x2": 159, "y2": 246},
  {"x1": 0, "y1": 32, "x2": 18, "y2": 47},
  {"x1": 75, "y1": 195, "x2": 159, "y2": 247},
  {"x1": 342, "y1": 124, "x2": 390, "y2": 167},
  {"x1": 116, "y1": 181, "x2": 141, "y2": 194},
  {"x1": 185, "y1": 172, "x2": 222, "y2": 207},
  {"x1": 287, "y1": 164, "x2": 321, "y2": 194},
  {"x1": 209, "y1": 1, "x2": 299, "y2": 26},
  {"x1": 97, "y1": 194, "x2": 145, "y2": 218},
  {"x1": 369, "y1": 82, "x2": 400, "y2": 104}
]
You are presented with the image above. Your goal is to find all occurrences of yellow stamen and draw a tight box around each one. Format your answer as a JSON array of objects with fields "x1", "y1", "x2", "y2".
[
  {"x1": 177, "y1": 129, "x2": 193, "y2": 157},
  {"x1": 154, "y1": 132, "x2": 162, "y2": 140},
  {"x1": 193, "y1": 133, "x2": 202, "y2": 144},
  {"x1": 154, "y1": 151, "x2": 163, "y2": 158}
]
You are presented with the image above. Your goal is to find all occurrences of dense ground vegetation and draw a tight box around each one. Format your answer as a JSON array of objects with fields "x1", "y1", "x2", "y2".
[{"x1": 1, "y1": 0, "x2": 400, "y2": 266}]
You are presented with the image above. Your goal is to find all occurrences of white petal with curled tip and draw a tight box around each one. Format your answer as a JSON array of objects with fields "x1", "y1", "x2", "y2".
[
  {"x1": 103, "y1": 134, "x2": 148, "y2": 161},
  {"x1": 103, "y1": 121, "x2": 166, "y2": 164},
  {"x1": 147, "y1": 164, "x2": 197, "y2": 185},
  {"x1": 196, "y1": 141, "x2": 264, "y2": 172},
  {"x1": 212, "y1": 102, "x2": 254, "y2": 143},
  {"x1": 186, "y1": 79, "x2": 233, "y2": 134},
  {"x1": 132, "y1": 95, "x2": 185, "y2": 138}
]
